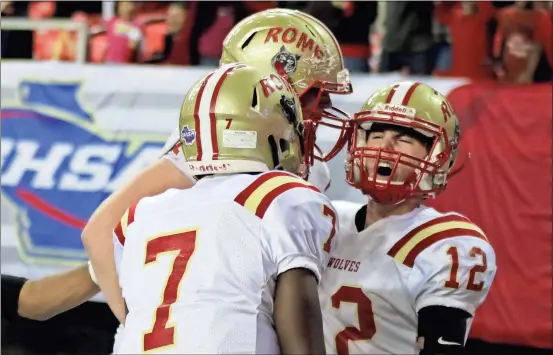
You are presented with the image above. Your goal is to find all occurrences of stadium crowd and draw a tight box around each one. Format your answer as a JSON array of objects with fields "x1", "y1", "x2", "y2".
[{"x1": 1, "y1": 1, "x2": 552, "y2": 83}]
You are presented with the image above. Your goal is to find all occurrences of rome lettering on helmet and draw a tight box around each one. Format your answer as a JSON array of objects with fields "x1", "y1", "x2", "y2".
[
  {"x1": 259, "y1": 73, "x2": 295, "y2": 98},
  {"x1": 264, "y1": 27, "x2": 324, "y2": 59},
  {"x1": 441, "y1": 100, "x2": 454, "y2": 123}
]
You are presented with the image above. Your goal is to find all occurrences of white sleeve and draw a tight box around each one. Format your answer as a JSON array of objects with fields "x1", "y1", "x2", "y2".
[
  {"x1": 263, "y1": 189, "x2": 338, "y2": 283},
  {"x1": 159, "y1": 127, "x2": 180, "y2": 157},
  {"x1": 159, "y1": 127, "x2": 195, "y2": 184},
  {"x1": 308, "y1": 160, "x2": 331, "y2": 193},
  {"x1": 411, "y1": 236, "x2": 497, "y2": 316}
]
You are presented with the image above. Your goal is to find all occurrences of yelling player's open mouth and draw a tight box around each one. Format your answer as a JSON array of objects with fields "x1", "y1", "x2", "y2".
[{"x1": 377, "y1": 162, "x2": 393, "y2": 177}]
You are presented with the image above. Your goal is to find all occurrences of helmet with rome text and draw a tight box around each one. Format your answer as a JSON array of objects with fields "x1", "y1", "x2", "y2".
[
  {"x1": 220, "y1": 8, "x2": 353, "y2": 163},
  {"x1": 178, "y1": 63, "x2": 309, "y2": 178}
]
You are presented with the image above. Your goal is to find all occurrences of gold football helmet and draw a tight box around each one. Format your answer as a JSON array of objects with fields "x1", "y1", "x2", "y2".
[
  {"x1": 178, "y1": 63, "x2": 309, "y2": 178},
  {"x1": 220, "y1": 8, "x2": 352, "y2": 163},
  {"x1": 346, "y1": 82, "x2": 461, "y2": 204}
]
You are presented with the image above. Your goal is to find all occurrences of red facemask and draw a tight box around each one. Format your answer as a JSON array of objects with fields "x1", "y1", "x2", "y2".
[
  {"x1": 275, "y1": 62, "x2": 353, "y2": 165},
  {"x1": 345, "y1": 109, "x2": 457, "y2": 205}
]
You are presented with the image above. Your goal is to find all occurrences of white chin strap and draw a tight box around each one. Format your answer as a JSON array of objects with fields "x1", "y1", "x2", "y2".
[
  {"x1": 352, "y1": 129, "x2": 366, "y2": 184},
  {"x1": 416, "y1": 139, "x2": 445, "y2": 192}
]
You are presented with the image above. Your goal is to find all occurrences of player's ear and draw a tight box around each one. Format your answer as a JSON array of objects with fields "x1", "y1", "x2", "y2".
[{"x1": 274, "y1": 268, "x2": 325, "y2": 354}]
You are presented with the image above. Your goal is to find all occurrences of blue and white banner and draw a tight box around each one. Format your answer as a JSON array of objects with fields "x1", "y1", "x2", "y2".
[{"x1": 0, "y1": 61, "x2": 467, "y2": 282}]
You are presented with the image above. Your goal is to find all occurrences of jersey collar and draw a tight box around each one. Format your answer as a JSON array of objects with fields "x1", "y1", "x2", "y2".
[{"x1": 354, "y1": 204, "x2": 368, "y2": 232}]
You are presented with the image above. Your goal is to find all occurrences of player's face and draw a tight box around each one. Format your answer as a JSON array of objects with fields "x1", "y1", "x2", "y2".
[{"x1": 363, "y1": 125, "x2": 429, "y2": 183}]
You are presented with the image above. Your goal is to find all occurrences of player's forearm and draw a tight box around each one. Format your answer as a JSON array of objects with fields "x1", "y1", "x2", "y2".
[
  {"x1": 81, "y1": 190, "x2": 134, "y2": 321},
  {"x1": 82, "y1": 196, "x2": 126, "y2": 323},
  {"x1": 82, "y1": 206, "x2": 126, "y2": 323},
  {"x1": 84, "y1": 235, "x2": 126, "y2": 324},
  {"x1": 81, "y1": 168, "x2": 155, "y2": 323},
  {"x1": 277, "y1": 300, "x2": 326, "y2": 355},
  {"x1": 274, "y1": 269, "x2": 326, "y2": 354},
  {"x1": 18, "y1": 264, "x2": 100, "y2": 321}
]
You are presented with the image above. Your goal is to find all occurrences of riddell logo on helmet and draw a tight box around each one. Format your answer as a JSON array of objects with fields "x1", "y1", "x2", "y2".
[
  {"x1": 264, "y1": 27, "x2": 324, "y2": 59},
  {"x1": 188, "y1": 163, "x2": 230, "y2": 173},
  {"x1": 259, "y1": 74, "x2": 295, "y2": 98},
  {"x1": 375, "y1": 103, "x2": 416, "y2": 118}
]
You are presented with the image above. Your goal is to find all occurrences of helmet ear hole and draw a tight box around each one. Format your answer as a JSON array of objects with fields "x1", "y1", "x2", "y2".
[
  {"x1": 268, "y1": 135, "x2": 279, "y2": 169},
  {"x1": 305, "y1": 24, "x2": 316, "y2": 37},
  {"x1": 241, "y1": 32, "x2": 257, "y2": 50},
  {"x1": 279, "y1": 138, "x2": 290, "y2": 154},
  {"x1": 251, "y1": 87, "x2": 259, "y2": 110}
]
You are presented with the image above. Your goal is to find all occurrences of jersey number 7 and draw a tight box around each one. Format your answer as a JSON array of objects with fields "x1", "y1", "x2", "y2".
[{"x1": 142, "y1": 229, "x2": 198, "y2": 352}]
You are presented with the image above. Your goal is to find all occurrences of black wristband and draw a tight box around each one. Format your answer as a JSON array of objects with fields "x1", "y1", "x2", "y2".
[
  {"x1": 418, "y1": 305, "x2": 471, "y2": 355},
  {"x1": 1, "y1": 275, "x2": 28, "y2": 321}
]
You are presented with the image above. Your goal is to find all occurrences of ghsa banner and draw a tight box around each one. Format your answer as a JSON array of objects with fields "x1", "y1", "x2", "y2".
[{"x1": 1, "y1": 81, "x2": 168, "y2": 263}]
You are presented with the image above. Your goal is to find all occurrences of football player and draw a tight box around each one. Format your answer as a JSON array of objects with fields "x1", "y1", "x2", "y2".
[
  {"x1": 6, "y1": 8, "x2": 350, "y2": 347},
  {"x1": 83, "y1": 8, "x2": 352, "y2": 325},
  {"x1": 111, "y1": 64, "x2": 337, "y2": 354},
  {"x1": 161, "y1": 7, "x2": 352, "y2": 191},
  {"x1": 319, "y1": 82, "x2": 497, "y2": 355}
]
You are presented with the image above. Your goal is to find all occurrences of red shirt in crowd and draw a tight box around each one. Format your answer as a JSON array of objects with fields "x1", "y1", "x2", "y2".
[
  {"x1": 435, "y1": 1, "x2": 495, "y2": 80},
  {"x1": 105, "y1": 16, "x2": 144, "y2": 63},
  {"x1": 493, "y1": 5, "x2": 552, "y2": 83}
]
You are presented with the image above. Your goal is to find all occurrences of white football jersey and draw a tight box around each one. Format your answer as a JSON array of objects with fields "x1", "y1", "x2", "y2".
[
  {"x1": 160, "y1": 127, "x2": 332, "y2": 193},
  {"x1": 319, "y1": 203, "x2": 497, "y2": 355},
  {"x1": 113, "y1": 171, "x2": 338, "y2": 354}
]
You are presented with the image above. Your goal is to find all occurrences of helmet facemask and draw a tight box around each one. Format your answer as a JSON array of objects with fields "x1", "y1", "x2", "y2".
[
  {"x1": 295, "y1": 67, "x2": 353, "y2": 162},
  {"x1": 345, "y1": 107, "x2": 457, "y2": 205},
  {"x1": 278, "y1": 94, "x2": 316, "y2": 179}
]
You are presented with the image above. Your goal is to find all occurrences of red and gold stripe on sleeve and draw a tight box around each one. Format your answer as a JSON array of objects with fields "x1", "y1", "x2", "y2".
[
  {"x1": 113, "y1": 203, "x2": 138, "y2": 246},
  {"x1": 387, "y1": 214, "x2": 487, "y2": 267},
  {"x1": 234, "y1": 171, "x2": 319, "y2": 219}
]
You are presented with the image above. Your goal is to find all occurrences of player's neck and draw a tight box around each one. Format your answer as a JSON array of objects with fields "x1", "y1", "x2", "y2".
[{"x1": 364, "y1": 198, "x2": 421, "y2": 228}]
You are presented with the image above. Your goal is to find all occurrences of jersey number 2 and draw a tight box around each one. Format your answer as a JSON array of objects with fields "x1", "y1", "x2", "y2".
[
  {"x1": 331, "y1": 286, "x2": 376, "y2": 355},
  {"x1": 143, "y1": 230, "x2": 198, "y2": 352}
]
